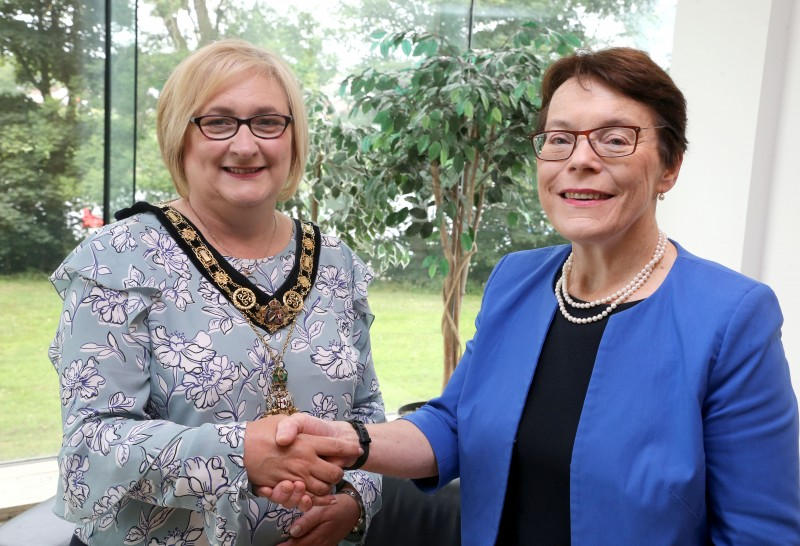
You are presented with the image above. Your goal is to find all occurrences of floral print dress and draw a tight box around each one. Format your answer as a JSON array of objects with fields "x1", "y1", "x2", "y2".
[{"x1": 49, "y1": 203, "x2": 384, "y2": 546}]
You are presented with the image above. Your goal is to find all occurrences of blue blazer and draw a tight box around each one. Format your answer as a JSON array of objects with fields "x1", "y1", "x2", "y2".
[{"x1": 406, "y1": 242, "x2": 800, "y2": 545}]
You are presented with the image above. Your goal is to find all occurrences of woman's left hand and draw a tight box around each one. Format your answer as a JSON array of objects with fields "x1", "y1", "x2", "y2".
[{"x1": 282, "y1": 493, "x2": 361, "y2": 546}]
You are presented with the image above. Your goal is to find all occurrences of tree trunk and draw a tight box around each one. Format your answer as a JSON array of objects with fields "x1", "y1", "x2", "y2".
[
  {"x1": 193, "y1": 0, "x2": 219, "y2": 44},
  {"x1": 433, "y1": 157, "x2": 485, "y2": 388},
  {"x1": 440, "y1": 185, "x2": 477, "y2": 387},
  {"x1": 441, "y1": 260, "x2": 461, "y2": 387},
  {"x1": 440, "y1": 231, "x2": 477, "y2": 386}
]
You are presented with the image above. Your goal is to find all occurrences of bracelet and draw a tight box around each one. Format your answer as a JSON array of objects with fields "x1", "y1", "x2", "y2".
[
  {"x1": 337, "y1": 486, "x2": 366, "y2": 541},
  {"x1": 343, "y1": 419, "x2": 371, "y2": 470}
]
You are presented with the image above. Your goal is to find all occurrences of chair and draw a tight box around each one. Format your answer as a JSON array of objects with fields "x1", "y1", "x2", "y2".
[
  {"x1": 364, "y1": 476, "x2": 461, "y2": 545},
  {"x1": 0, "y1": 497, "x2": 72, "y2": 546}
]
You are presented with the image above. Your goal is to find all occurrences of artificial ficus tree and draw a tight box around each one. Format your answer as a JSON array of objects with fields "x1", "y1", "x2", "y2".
[{"x1": 338, "y1": 24, "x2": 580, "y2": 386}]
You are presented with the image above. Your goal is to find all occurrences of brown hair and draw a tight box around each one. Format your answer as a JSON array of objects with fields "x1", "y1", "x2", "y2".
[
  {"x1": 536, "y1": 47, "x2": 688, "y2": 169},
  {"x1": 156, "y1": 39, "x2": 309, "y2": 200}
]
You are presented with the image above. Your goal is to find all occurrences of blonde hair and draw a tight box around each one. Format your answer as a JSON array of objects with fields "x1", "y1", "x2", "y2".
[{"x1": 156, "y1": 39, "x2": 309, "y2": 200}]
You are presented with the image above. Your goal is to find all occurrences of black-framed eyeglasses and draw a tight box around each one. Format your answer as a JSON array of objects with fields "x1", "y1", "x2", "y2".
[
  {"x1": 189, "y1": 114, "x2": 293, "y2": 140},
  {"x1": 529, "y1": 125, "x2": 670, "y2": 161}
]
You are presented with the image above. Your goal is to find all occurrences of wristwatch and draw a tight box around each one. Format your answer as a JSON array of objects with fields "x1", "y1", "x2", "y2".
[
  {"x1": 343, "y1": 419, "x2": 371, "y2": 470},
  {"x1": 337, "y1": 485, "x2": 366, "y2": 543}
]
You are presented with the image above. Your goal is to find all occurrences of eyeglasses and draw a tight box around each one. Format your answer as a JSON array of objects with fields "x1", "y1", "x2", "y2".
[
  {"x1": 189, "y1": 114, "x2": 293, "y2": 140},
  {"x1": 529, "y1": 125, "x2": 669, "y2": 161}
]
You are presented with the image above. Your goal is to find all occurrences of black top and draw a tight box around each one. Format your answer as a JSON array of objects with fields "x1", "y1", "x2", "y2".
[{"x1": 495, "y1": 285, "x2": 638, "y2": 546}]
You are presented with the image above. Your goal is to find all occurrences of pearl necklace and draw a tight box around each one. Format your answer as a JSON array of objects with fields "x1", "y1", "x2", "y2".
[
  {"x1": 555, "y1": 230, "x2": 668, "y2": 324},
  {"x1": 186, "y1": 200, "x2": 278, "y2": 275}
]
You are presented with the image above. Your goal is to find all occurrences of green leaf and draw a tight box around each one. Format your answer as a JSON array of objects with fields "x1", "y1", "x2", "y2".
[
  {"x1": 409, "y1": 207, "x2": 428, "y2": 220},
  {"x1": 406, "y1": 222, "x2": 421, "y2": 237},
  {"x1": 479, "y1": 89, "x2": 490, "y2": 111},
  {"x1": 464, "y1": 101, "x2": 474, "y2": 120},
  {"x1": 386, "y1": 208, "x2": 405, "y2": 224},
  {"x1": 420, "y1": 222, "x2": 434, "y2": 239},
  {"x1": 425, "y1": 39, "x2": 439, "y2": 57},
  {"x1": 453, "y1": 153, "x2": 464, "y2": 174},
  {"x1": 401, "y1": 39, "x2": 412, "y2": 56},
  {"x1": 417, "y1": 135, "x2": 430, "y2": 154},
  {"x1": 360, "y1": 136, "x2": 372, "y2": 152},
  {"x1": 428, "y1": 141, "x2": 442, "y2": 161},
  {"x1": 507, "y1": 211, "x2": 520, "y2": 227},
  {"x1": 363, "y1": 78, "x2": 375, "y2": 94},
  {"x1": 374, "y1": 110, "x2": 393, "y2": 131},
  {"x1": 461, "y1": 231, "x2": 473, "y2": 252},
  {"x1": 444, "y1": 202, "x2": 457, "y2": 220},
  {"x1": 491, "y1": 107, "x2": 502, "y2": 123}
]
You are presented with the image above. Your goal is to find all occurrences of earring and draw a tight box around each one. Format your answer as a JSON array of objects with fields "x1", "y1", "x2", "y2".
[{"x1": 657, "y1": 193, "x2": 665, "y2": 201}]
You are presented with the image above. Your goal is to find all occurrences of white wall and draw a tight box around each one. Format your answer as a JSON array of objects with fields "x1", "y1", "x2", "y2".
[{"x1": 663, "y1": 0, "x2": 800, "y2": 385}]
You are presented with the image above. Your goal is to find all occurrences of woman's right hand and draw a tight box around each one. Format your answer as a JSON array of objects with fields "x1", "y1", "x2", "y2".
[{"x1": 243, "y1": 416, "x2": 358, "y2": 501}]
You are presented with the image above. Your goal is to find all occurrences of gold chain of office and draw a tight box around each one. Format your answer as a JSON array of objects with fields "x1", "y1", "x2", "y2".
[{"x1": 161, "y1": 204, "x2": 316, "y2": 334}]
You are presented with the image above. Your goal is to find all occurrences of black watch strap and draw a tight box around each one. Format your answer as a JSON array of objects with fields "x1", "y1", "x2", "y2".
[{"x1": 344, "y1": 419, "x2": 371, "y2": 470}]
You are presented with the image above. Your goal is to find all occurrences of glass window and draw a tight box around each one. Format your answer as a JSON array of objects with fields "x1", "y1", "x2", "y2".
[{"x1": 0, "y1": 0, "x2": 676, "y2": 467}]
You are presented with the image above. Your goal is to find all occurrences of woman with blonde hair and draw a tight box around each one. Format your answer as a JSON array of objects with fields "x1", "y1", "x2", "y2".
[{"x1": 50, "y1": 39, "x2": 383, "y2": 546}]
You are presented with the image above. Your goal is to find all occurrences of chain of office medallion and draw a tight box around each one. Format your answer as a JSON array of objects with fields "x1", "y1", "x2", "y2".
[{"x1": 161, "y1": 205, "x2": 315, "y2": 333}]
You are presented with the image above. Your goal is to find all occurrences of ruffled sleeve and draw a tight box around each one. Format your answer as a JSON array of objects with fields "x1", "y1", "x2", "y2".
[{"x1": 48, "y1": 214, "x2": 251, "y2": 545}]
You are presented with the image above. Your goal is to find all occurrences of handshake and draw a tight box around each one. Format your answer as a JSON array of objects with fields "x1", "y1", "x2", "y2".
[{"x1": 243, "y1": 413, "x2": 370, "y2": 512}]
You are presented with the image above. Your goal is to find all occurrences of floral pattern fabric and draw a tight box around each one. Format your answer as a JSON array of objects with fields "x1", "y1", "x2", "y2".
[{"x1": 49, "y1": 208, "x2": 384, "y2": 545}]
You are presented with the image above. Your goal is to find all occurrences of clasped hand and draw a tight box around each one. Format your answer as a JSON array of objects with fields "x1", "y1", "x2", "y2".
[{"x1": 245, "y1": 414, "x2": 360, "y2": 511}]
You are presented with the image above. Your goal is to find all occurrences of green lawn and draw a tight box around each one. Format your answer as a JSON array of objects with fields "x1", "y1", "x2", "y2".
[
  {"x1": 0, "y1": 274, "x2": 63, "y2": 461},
  {"x1": 0, "y1": 276, "x2": 480, "y2": 461},
  {"x1": 369, "y1": 283, "x2": 480, "y2": 414}
]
